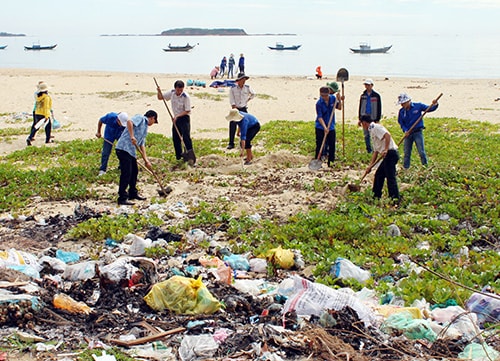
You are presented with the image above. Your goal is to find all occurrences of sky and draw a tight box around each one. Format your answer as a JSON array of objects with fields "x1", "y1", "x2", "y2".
[{"x1": 1, "y1": 0, "x2": 499, "y2": 38}]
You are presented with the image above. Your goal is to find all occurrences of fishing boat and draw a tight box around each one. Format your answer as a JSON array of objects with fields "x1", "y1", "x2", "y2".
[
  {"x1": 350, "y1": 43, "x2": 392, "y2": 54},
  {"x1": 0, "y1": 45, "x2": 7, "y2": 50},
  {"x1": 268, "y1": 43, "x2": 301, "y2": 50},
  {"x1": 162, "y1": 43, "x2": 197, "y2": 52},
  {"x1": 24, "y1": 44, "x2": 57, "y2": 50}
]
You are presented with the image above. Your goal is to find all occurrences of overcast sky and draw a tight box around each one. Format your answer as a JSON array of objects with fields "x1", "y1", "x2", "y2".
[{"x1": 2, "y1": 0, "x2": 498, "y2": 37}]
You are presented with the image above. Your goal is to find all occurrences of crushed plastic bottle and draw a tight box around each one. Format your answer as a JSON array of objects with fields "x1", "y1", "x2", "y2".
[{"x1": 53, "y1": 293, "x2": 92, "y2": 315}]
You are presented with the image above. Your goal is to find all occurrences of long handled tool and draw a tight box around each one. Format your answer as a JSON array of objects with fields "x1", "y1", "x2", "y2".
[
  {"x1": 308, "y1": 98, "x2": 336, "y2": 171},
  {"x1": 153, "y1": 77, "x2": 196, "y2": 165},
  {"x1": 336, "y1": 68, "x2": 349, "y2": 157},
  {"x1": 102, "y1": 137, "x2": 171, "y2": 197},
  {"x1": 134, "y1": 144, "x2": 172, "y2": 197},
  {"x1": 347, "y1": 93, "x2": 443, "y2": 192}
]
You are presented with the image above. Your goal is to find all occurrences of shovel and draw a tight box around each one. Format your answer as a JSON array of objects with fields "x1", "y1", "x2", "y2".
[
  {"x1": 134, "y1": 144, "x2": 173, "y2": 197},
  {"x1": 153, "y1": 77, "x2": 196, "y2": 166},
  {"x1": 308, "y1": 97, "x2": 337, "y2": 171},
  {"x1": 347, "y1": 93, "x2": 443, "y2": 192},
  {"x1": 337, "y1": 67, "x2": 349, "y2": 157}
]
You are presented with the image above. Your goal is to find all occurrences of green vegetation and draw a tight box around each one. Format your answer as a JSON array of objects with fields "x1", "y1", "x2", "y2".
[
  {"x1": 96, "y1": 90, "x2": 156, "y2": 99},
  {"x1": 0, "y1": 117, "x2": 498, "y2": 306},
  {"x1": 192, "y1": 92, "x2": 226, "y2": 101}
]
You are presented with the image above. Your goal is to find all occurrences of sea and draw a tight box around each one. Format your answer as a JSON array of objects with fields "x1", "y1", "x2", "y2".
[{"x1": 0, "y1": 33, "x2": 498, "y2": 79}]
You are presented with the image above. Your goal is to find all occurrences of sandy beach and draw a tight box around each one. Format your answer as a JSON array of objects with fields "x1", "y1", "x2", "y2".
[{"x1": 0, "y1": 68, "x2": 499, "y2": 155}]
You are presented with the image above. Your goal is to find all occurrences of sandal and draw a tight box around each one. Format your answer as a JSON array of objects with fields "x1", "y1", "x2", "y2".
[{"x1": 244, "y1": 160, "x2": 252, "y2": 165}]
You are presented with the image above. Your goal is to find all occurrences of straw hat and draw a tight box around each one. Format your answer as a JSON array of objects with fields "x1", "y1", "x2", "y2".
[{"x1": 225, "y1": 109, "x2": 243, "y2": 121}]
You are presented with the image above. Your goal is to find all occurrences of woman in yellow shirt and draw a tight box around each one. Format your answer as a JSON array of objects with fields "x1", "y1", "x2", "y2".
[{"x1": 27, "y1": 82, "x2": 54, "y2": 146}]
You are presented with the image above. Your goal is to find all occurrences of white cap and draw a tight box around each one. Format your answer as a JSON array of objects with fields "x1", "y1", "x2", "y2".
[
  {"x1": 117, "y1": 112, "x2": 129, "y2": 126},
  {"x1": 363, "y1": 78, "x2": 374, "y2": 85}
]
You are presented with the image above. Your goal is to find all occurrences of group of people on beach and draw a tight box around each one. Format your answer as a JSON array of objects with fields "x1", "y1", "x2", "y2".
[
  {"x1": 211, "y1": 53, "x2": 245, "y2": 79},
  {"x1": 317, "y1": 77, "x2": 439, "y2": 204},
  {"x1": 26, "y1": 72, "x2": 439, "y2": 206}
]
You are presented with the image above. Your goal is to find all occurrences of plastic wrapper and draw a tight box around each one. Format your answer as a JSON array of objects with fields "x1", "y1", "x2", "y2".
[
  {"x1": 381, "y1": 311, "x2": 437, "y2": 342},
  {"x1": 144, "y1": 276, "x2": 221, "y2": 315}
]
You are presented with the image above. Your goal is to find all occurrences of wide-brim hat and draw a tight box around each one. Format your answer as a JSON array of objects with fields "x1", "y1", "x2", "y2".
[
  {"x1": 117, "y1": 112, "x2": 129, "y2": 126},
  {"x1": 326, "y1": 82, "x2": 339, "y2": 93},
  {"x1": 235, "y1": 72, "x2": 249, "y2": 81},
  {"x1": 37, "y1": 82, "x2": 49, "y2": 92},
  {"x1": 397, "y1": 93, "x2": 411, "y2": 104},
  {"x1": 225, "y1": 109, "x2": 243, "y2": 121}
]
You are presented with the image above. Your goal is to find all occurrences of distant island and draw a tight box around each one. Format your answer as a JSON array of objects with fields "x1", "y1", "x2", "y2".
[
  {"x1": 0, "y1": 32, "x2": 26, "y2": 37},
  {"x1": 161, "y1": 28, "x2": 247, "y2": 36}
]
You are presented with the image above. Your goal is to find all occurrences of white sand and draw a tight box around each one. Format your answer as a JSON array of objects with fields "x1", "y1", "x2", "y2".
[{"x1": 0, "y1": 68, "x2": 499, "y2": 155}]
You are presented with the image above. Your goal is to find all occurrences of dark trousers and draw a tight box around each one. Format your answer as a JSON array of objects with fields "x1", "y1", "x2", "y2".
[
  {"x1": 228, "y1": 106, "x2": 247, "y2": 146},
  {"x1": 373, "y1": 149, "x2": 400, "y2": 200},
  {"x1": 116, "y1": 149, "x2": 139, "y2": 202},
  {"x1": 243, "y1": 123, "x2": 261, "y2": 148},
  {"x1": 28, "y1": 114, "x2": 51, "y2": 143},
  {"x1": 173, "y1": 115, "x2": 193, "y2": 160},
  {"x1": 315, "y1": 128, "x2": 336, "y2": 164}
]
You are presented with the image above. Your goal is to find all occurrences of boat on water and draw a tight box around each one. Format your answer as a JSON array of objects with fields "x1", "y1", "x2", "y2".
[
  {"x1": 350, "y1": 43, "x2": 392, "y2": 54},
  {"x1": 0, "y1": 45, "x2": 7, "y2": 50},
  {"x1": 24, "y1": 44, "x2": 57, "y2": 50},
  {"x1": 163, "y1": 43, "x2": 197, "y2": 52},
  {"x1": 268, "y1": 43, "x2": 301, "y2": 51}
]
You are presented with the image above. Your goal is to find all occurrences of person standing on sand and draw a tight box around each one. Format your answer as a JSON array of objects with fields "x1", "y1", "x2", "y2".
[
  {"x1": 220, "y1": 56, "x2": 227, "y2": 78},
  {"x1": 360, "y1": 116, "x2": 400, "y2": 202},
  {"x1": 316, "y1": 66, "x2": 322, "y2": 79},
  {"x1": 228, "y1": 54, "x2": 235, "y2": 79},
  {"x1": 115, "y1": 110, "x2": 158, "y2": 206},
  {"x1": 238, "y1": 53, "x2": 245, "y2": 73},
  {"x1": 358, "y1": 78, "x2": 382, "y2": 153},
  {"x1": 227, "y1": 72, "x2": 255, "y2": 149},
  {"x1": 225, "y1": 109, "x2": 260, "y2": 165},
  {"x1": 397, "y1": 93, "x2": 439, "y2": 169},
  {"x1": 27, "y1": 82, "x2": 54, "y2": 146},
  {"x1": 157, "y1": 80, "x2": 194, "y2": 163},
  {"x1": 95, "y1": 112, "x2": 128, "y2": 176}
]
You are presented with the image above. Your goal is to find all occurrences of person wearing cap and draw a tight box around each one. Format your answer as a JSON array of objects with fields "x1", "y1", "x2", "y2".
[
  {"x1": 95, "y1": 112, "x2": 127, "y2": 176},
  {"x1": 397, "y1": 93, "x2": 439, "y2": 169},
  {"x1": 157, "y1": 80, "x2": 194, "y2": 163},
  {"x1": 228, "y1": 54, "x2": 235, "y2": 79},
  {"x1": 225, "y1": 109, "x2": 260, "y2": 165},
  {"x1": 360, "y1": 116, "x2": 400, "y2": 202},
  {"x1": 315, "y1": 86, "x2": 340, "y2": 167},
  {"x1": 26, "y1": 82, "x2": 54, "y2": 146},
  {"x1": 115, "y1": 110, "x2": 158, "y2": 206},
  {"x1": 227, "y1": 72, "x2": 255, "y2": 149},
  {"x1": 238, "y1": 53, "x2": 245, "y2": 73},
  {"x1": 358, "y1": 78, "x2": 382, "y2": 153}
]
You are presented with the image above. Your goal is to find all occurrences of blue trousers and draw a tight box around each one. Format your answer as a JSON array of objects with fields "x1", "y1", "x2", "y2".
[{"x1": 403, "y1": 130, "x2": 427, "y2": 169}]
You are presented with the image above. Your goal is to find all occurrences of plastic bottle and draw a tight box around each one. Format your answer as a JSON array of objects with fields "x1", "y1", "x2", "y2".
[{"x1": 53, "y1": 293, "x2": 92, "y2": 315}]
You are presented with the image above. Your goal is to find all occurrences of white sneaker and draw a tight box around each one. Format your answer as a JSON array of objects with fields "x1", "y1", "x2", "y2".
[{"x1": 98, "y1": 170, "x2": 106, "y2": 176}]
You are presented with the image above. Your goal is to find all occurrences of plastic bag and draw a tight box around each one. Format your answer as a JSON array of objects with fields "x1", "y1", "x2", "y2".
[
  {"x1": 144, "y1": 276, "x2": 221, "y2": 315},
  {"x1": 52, "y1": 118, "x2": 61, "y2": 130},
  {"x1": 266, "y1": 246, "x2": 295, "y2": 269},
  {"x1": 458, "y1": 342, "x2": 500, "y2": 360},
  {"x1": 62, "y1": 261, "x2": 96, "y2": 281},
  {"x1": 331, "y1": 257, "x2": 371, "y2": 283},
  {"x1": 381, "y1": 311, "x2": 437, "y2": 342},
  {"x1": 282, "y1": 275, "x2": 376, "y2": 327},
  {"x1": 465, "y1": 291, "x2": 500, "y2": 326},
  {"x1": 56, "y1": 249, "x2": 80, "y2": 263},
  {"x1": 178, "y1": 334, "x2": 219, "y2": 361},
  {"x1": 223, "y1": 254, "x2": 250, "y2": 271}
]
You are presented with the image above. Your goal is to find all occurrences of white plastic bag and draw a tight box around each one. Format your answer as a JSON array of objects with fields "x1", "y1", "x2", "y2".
[{"x1": 332, "y1": 257, "x2": 371, "y2": 283}]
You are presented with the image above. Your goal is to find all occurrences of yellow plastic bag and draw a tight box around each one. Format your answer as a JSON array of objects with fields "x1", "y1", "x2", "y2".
[
  {"x1": 266, "y1": 246, "x2": 295, "y2": 269},
  {"x1": 144, "y1": 276, "x2": 221, "y2": 315}
]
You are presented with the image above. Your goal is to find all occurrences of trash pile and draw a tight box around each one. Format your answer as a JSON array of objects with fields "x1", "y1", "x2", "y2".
[{"x1": 0, "y1": 204, "x2": 498, "y2": 361}]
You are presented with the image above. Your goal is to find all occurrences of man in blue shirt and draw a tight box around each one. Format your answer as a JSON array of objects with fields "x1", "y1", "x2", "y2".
[
  {"x1": 95, "y1": 112, "x2": 127, "y2": 176},
  {"x1": 225, "y1": 109, "x2": 260, "y2": 165},
  {"x1": 315, "y1": 86, "x2": 340, "y2": 167},
  {"x1": 397, "y1": 93, "x2": 439, "y2": 169},
  {"x1": 115, "y1": 110, "x2": 158, "y2": 205}
]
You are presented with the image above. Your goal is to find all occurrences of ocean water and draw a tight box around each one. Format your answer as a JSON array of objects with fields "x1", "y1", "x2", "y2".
[{"x1": 0, "y1": 33, "x2": 498, "y2": 79}]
